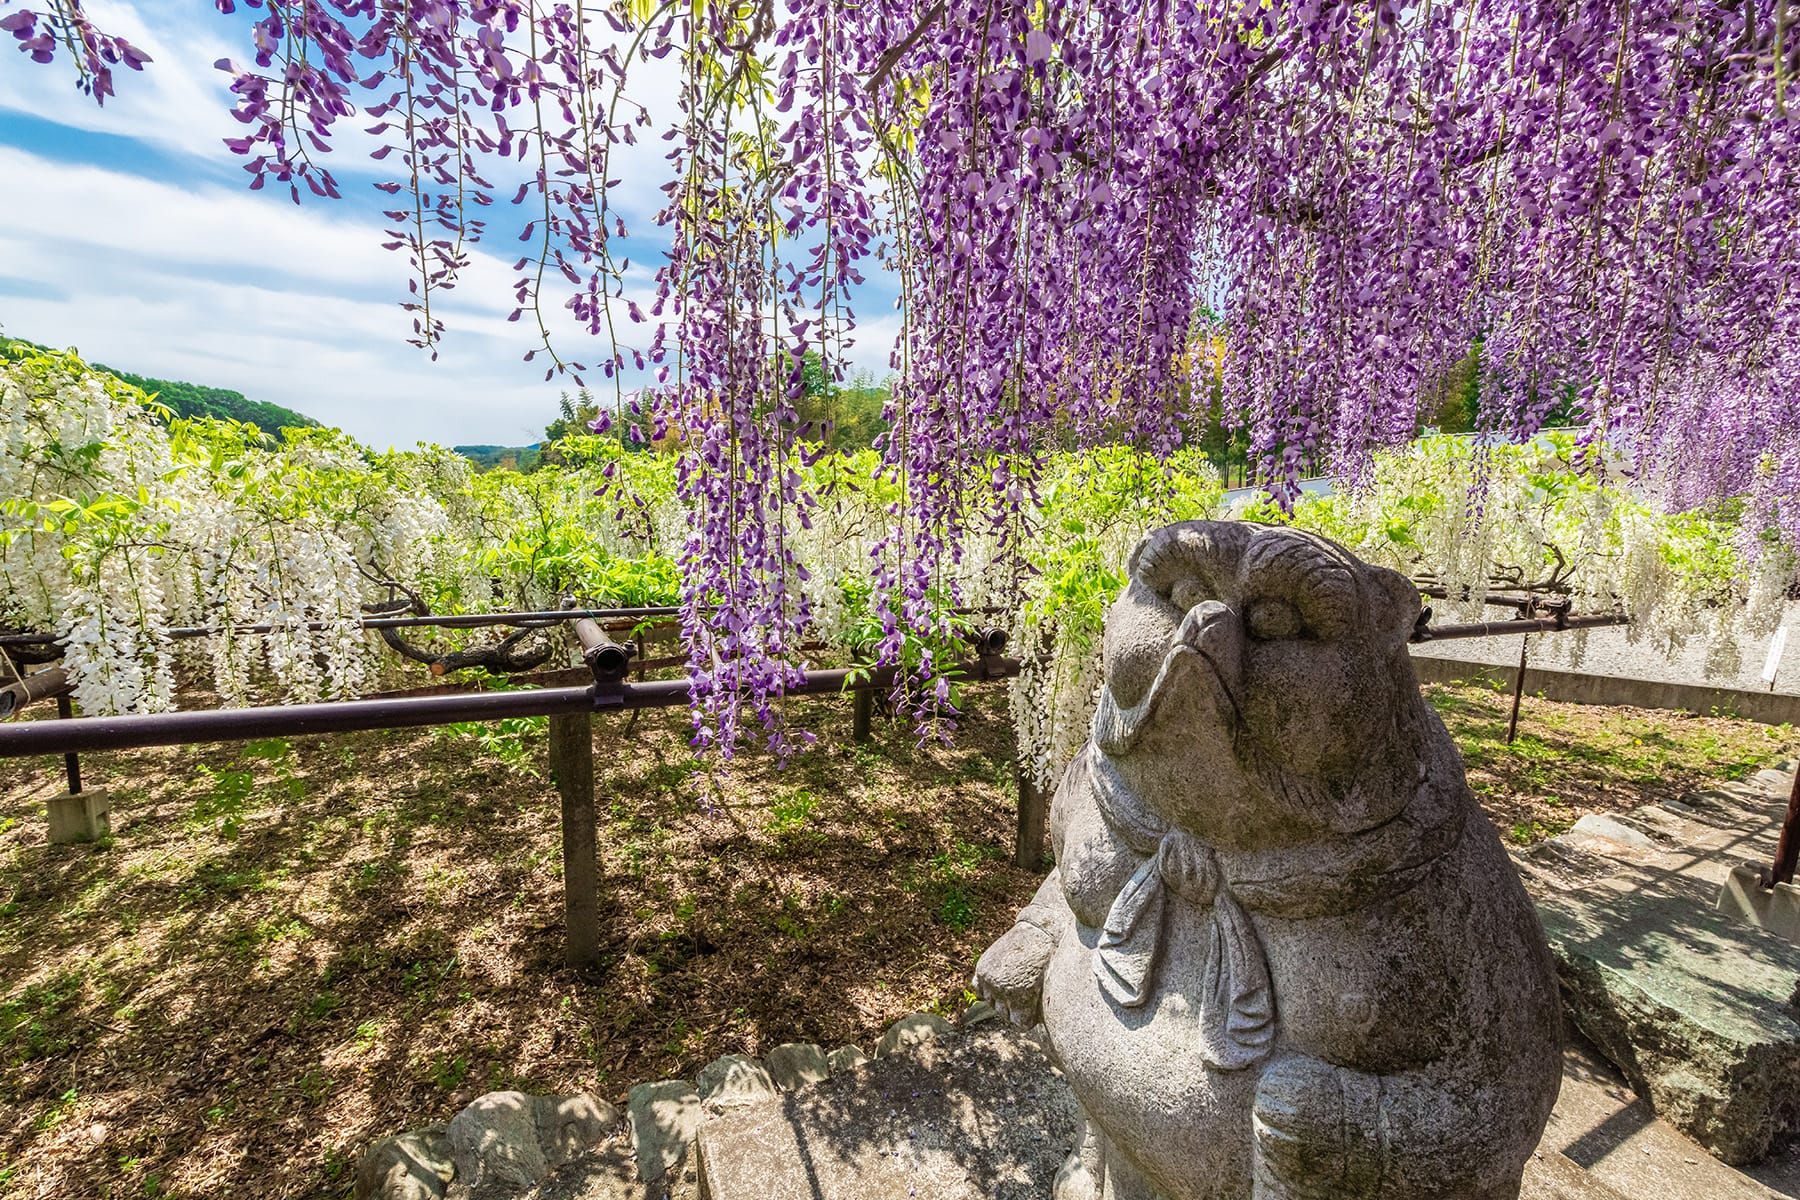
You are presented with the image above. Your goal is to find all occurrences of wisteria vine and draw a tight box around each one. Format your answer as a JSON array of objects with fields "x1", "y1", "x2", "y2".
[{"x1": 8, "y1": 0, "x2": 1800, "y2": 754}]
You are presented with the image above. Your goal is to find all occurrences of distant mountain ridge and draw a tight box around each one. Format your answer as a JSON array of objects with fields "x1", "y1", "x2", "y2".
[
  {"x1": 453, "y1": 443, "x2": 543, "y2": 471},
  {"x1": 2, "y1": 335, "x2": 320, "y2": 432}
]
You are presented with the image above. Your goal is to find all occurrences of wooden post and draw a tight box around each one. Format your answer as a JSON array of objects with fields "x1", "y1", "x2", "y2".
[
  {"x1": 1014, "y1": 765, "x2": 1047, "y2": 869},
  {"x1": 1506, "y1": 634, "x2": 1530, "y2": 745},
  {"x1": 549, "y1": 712, "x2": 600, "y2": 969},
  {"x1": 852, "y1": 686, "x2": 873, "y2": 744},
  {"x1": 56, "y1": 694, "x2": 81, "y2": 794},
  {"x1": 1765, "y1": 766, "x2": 1800, "y2": 888}
]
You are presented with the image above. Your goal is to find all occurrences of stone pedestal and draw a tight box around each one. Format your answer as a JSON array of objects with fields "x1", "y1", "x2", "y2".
[
  {"x1": 48, "y1": 788, "x2": 109, "y2": 843},
  {"x1": 1716, "y1": 863, "x2": 1800, "y2": 943}
]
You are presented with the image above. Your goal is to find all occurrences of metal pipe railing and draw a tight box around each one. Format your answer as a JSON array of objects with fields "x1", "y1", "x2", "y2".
[
  {"x1": 0, "y1": 604, "x2": 1011, "y2": 648},
  {"x1": 1410, "y1": 612, "x2": 1628, "y2": 642},
  {"x1": 0, "y1": 667, "x2": 71, "y2": 720},
  {"x1": 0, "y1": 606, "x2": 684, "y2": 648},
  {"x1": 0, "y1": 658, "x2": 1023, "y2": 758}
]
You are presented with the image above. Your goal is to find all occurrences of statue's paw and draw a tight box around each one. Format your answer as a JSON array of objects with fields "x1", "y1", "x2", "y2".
[
  {"x1": 972, "y1": 921, "x2": 1056, "y2": 1027},
  {"x1": 1252, "y1": 1056, "x2": 1383, "y2": 1198}
]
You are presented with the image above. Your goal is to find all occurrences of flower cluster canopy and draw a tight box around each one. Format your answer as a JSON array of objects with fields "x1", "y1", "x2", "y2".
[{"x1": 11, "y1": 0, "x2": 1799, "y2": 745}]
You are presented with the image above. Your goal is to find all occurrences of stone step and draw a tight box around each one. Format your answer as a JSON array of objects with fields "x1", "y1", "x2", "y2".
[
  {"x1": 696, "y1": 1023, "x2": 1075, "y2": 1200},
  {"x1": 1520, "y1": 1152, "x2": 1631, "y2": 1199},
  {"x1": 1517, "y1": 790, "x2": 1800, "y2": 1166}
]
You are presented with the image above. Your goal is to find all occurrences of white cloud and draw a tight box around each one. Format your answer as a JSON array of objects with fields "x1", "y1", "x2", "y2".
[
  {"x1": 0, "y1": 144, "x2": 659, "y2": 447},
  {"x1": 0, "y1": 4, "x2": 904, "y2": 449},
  {"x1": 0, "y1": 0, "x2": 245, "y2": 161}
]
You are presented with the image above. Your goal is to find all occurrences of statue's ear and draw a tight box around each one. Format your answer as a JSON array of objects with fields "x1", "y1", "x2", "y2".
[
  {"x1": 1124, "y1": 533, "x2": 1153, "y2": 581},
  {"x1": 1366, "y1": 565, "x2": 1423, "y2": 644}
]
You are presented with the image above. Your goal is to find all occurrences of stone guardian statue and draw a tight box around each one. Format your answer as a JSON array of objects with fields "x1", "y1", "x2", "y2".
[{"x1": 975, "y1": 521, "x2": 1562, "y2": 1200}]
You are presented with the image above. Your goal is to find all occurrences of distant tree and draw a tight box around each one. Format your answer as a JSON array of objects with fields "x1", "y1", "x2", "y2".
[
  {"x1": 536, "y1": 389, "x2": 601, "y2": 469},
  {"x1": 786, "y1": 352, "x2": 892, "y2": 450},
  {"x1": 1, "y1": 334, "x2": 318, "y2": 432},
  {"x1": 1421, "y1": 342, "x2": 1481, "y2": 435}
]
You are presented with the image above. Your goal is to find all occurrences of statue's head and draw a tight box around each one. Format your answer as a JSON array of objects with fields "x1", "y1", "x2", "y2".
[{"x1": 1092, "y1": 520, "x2": 1434, "y2": 851}]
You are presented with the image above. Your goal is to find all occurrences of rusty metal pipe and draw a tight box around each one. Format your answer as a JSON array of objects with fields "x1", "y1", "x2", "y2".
[
  {"x1": 1412, "y1": 613, "x2": 1628, "y2": 642},
  {"x1": 0, "y1": 659, "x2": 1021, "y2": 758},
  {"x1": 571, "y1": 618, "x2": 633, "y2": 682},
  {"x1": 971, "y1": 627, "x2": 1010, "y2": 656},
  {"x1": 0, "y1": 667, "x2": 72, "y2": 720}
]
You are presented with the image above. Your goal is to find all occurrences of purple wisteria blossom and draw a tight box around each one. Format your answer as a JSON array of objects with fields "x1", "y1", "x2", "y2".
[{"x1": 13, "y1": 0, "x2": 1800, "y2": 754}]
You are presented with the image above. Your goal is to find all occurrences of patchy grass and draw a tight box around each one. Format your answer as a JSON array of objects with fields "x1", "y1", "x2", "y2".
[
  {"x1": 0, "y1": 676, "x2": 1793, "y2": 1198},
  {"x1": 0, "y1": 687, "x2": 1031, "y2": 1200},
  {"x1": 1425, "y1": 678, "x2": 1798, "y2": 844}
]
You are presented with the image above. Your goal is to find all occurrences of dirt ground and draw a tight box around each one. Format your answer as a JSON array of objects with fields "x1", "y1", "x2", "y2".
[{"x1": 1, "y1": 678, "x2": 1794, "y2": 1200}]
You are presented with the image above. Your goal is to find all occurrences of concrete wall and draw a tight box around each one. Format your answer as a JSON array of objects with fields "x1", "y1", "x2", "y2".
[
  {"x1": 1410, "y1": 604, "x2": 1800, "y2": 704},
  {"x1": 1409, "y1": 651, "x2": 1800, "y2": 727}
]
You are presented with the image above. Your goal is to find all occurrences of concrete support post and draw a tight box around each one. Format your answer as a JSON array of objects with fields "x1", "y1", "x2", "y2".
[{"x1": 48, "y1": 788, "x2": 109, "y2": 843}]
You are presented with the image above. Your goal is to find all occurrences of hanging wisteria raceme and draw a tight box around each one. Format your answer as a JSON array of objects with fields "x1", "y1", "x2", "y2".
[
  {"x1": 0, "y1": 0, "x2": 146, "y2": 100},
  {"x1": 9, "y1": 0, "x2": 1800, "y2": 750},
  {"x1": 637, "y1": 0, "x2": 883, "y2": 760}
]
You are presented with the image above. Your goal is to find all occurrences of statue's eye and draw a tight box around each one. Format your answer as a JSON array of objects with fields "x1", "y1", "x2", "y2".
[
  {"x1": 1170, "y1": 579, "x2": 1210, "y2": 611},
  {"x1": 1246, "y1": 598, "x2": 1306, "y2": 640}
]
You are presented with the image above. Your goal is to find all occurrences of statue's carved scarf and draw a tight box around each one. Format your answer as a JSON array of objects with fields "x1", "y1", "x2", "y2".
[
  {"x1": 1085, "y1": 745, "x2": 1467, "y2": 1070},
  {"x1": 1088, "y1": 751, "x2": 1275, "y2": 1071}
]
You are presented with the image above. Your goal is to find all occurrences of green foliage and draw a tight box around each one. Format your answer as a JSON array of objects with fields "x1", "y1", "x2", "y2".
[
  {"x1": 787, "y1": 357, "x2": 892, "y2": 450},
  {"x1": 766, "y1": 788, "x2": 820, "y2": 834},
  {"x1": 536, "y1": 389, "x2": 602, "y2": 469},
  {"x1": 192, "y1": 764, "x2": 255, "y2": 840},
  {"x1": 107, "y1": 367, "x2": 316, "y2": 433},
  {"x1": 438, "y1": 673, "x2": 547, "y2": 777},
  {"x1": 453, "y1": 443, "x2": 543, "y2": 472},
  {"x1": 0, "y1": 968, "x2": 87, "y2": 1064},
  {"x1": 1022, "y1": 446, "x2": 1226, "y2": 649}
]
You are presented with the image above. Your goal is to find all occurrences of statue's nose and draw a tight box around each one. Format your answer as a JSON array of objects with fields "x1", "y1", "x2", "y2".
[{"x1": 1177, "y1": 600, "x2": 1242, "y2": 684}]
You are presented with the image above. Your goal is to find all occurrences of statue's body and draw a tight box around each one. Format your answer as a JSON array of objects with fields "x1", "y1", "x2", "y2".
[{"x1": 976, "y1": 521, "x2": 1562, "y2": 1200}]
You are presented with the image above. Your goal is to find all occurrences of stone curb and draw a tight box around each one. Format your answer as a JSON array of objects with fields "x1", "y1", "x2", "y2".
[{"x1": 356, "y1": 1006, "x2": 987, "y2": 1200}]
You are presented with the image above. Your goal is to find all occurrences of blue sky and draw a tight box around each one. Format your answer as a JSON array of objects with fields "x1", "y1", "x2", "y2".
[{"x1": 0, "y1": 0, "x2": 901, "y2": 449}]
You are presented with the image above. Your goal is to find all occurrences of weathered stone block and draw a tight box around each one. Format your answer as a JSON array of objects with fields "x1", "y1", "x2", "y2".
[
  {"x1": 535, "y1": 1095, "x2": 624, "y2": 1170},
  {"x1": 446, "y1": 1091, "x2": 619, "y2": 1200},
  {"x1": 1569, "y1": 813, "x2": 1659, "y2": 852},
  {"x1": 1537, "y1": 881, "x2": 1800, "y2": 1164},
  {"x1": 824, "y1": 1045, "x2": 867, "y2": 1075},
  {"x1": 761, "y1": 1043, "x2": 829, "y2": 1091},
  {"x1": 47, "y1": 788, "x2": 109, "y2": 843},
  {"x1": 695, "y1": 1054, "x2": 775, "y2": 1112},
  {"x1": 958, "y1": 1000, "x2": 1000, "y2": 1028},
  {"x1": 1753, "y1": 766, "x2": 1798, "y2": 794},
  {"x1": 358, "y1": 1125, "x2": 454, "y2": 1200},
  {"x1": 697, "y1": 1025, "x2": 1077, "y2": 1200},
  {"x1": 626, "y1": 1080, "x2": 700, "y2": 1184},
  {"x1": 873, "y1": 1012, "x2": 952, "y2": 1057}
]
